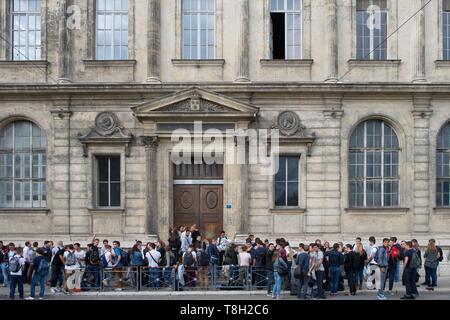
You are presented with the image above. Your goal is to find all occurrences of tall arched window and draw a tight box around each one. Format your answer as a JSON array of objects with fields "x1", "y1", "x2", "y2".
[
  {"x1": 349, "y1": 119, "x2": 400, "y2": 208},
  {"x1": 0, "y1": 121, "x2": 47, "y2": 208},
  {"x1": 437, "y1": 123, "x2": 450, "y2": 207}
]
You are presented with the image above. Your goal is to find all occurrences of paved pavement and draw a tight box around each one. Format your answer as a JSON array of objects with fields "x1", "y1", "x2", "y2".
[{"x1": 1, "y1": 277, "x2": 450, "y2": 300}]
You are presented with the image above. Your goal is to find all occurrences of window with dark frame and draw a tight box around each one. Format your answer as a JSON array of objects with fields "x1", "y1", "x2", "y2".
[
  {"x1": 269, "y1": 0, "x2": 302, "y2": 60},
  {"x1": 356, "y1": 0, "x2": 388, "y2": 60},
  {"x1": 437, "y1": 123, "x2": 450, "y2": 207},
  {"x1": 443, "y1": 0, "x2": 450, "y2": 60},
  {"x1": 349, "y1": 120, "x2": 400, "y2": 208},
  {"x1": 97, "y1": 156, "x2": 121, "y2": 207},
  {"x1": 274, "y1": 156, "x2": 299, "y2": 207}
]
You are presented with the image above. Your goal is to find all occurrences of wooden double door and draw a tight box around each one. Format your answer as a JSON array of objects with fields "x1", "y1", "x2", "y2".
[{"x1": 173, "y1": 185, "x2": 223, "y2": 241}]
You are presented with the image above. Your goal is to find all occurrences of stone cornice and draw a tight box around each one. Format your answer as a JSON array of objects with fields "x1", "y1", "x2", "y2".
[{"x1": 2, "y1": 83, "x2": 450, "y2": 95}]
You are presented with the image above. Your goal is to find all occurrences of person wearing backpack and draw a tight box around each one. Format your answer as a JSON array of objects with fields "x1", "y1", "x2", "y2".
[
  {"x1": 182, "y1": 245, "x2": 197, "y2": 287},
  {"x1": 401, "y1": 241, "x2": 419, "y2": 299},
  {"x1": 325, "y1": 243, "x2": 344, "y2": 296},
  {"x1": 63, "y1": 244, "x2": 78, "y2": 294},
  {"x1": 424, "y1": 239, "x2": 440, "y2": 291},
  {"x1": 8, "y1": 246, "x2": 25, "y2": 300},
  {"x1": 272, "y1": 249, "x2": 287, "y2": 299},
  {"x1": 26, "y1": 248, "x2": 49, "y2": 300},
  {"x1": 254, "y1": 239, "x2": 268, "y2": 289},
  {"x1": 311, "y1": 243, "x2": 326, "y2": 299},
  {"x1": 196, "y1": 243, "x2": 209, "y2": 288},
  {"x1": 411, "y1": 239, "x2": 422, "y2": 286},
  {"x1": 294, "y1": 243, "x2": 310, "y2": 300},
  {"x1": 111, "y1": 241, "x2": 126, "y2": 291}
]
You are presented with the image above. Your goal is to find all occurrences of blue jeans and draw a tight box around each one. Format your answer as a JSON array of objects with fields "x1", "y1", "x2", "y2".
[
  {"x1": 86, "y1": 265, "x2": 101, "y2": 289},
  {"x1": 30, "y1": 273, "x2": 46, "y2": 298},
  {"x1": 425, "y1": 266, "x2": 437, "y2": 287},
  {"x1": 272, "y1": 272, "x2": 283, "y2": 298},
  {"x1": 357, "y1": 266, "x2": 364, "y2": 285},
  {"x1": 1, "y1": 262, "x2": 8, "y2": 286},
  {"x1": 287, "y1": 261, "x2": 293, "y2": 284},
  {"x1": 163, "y1": 267, "x2": 173, "y2": 287},
  {"x1": 149, "y1": 268, "x2": 160, "y2": 288},
  {"x1": 296, "y1": 275, "x2": 309, "y2": 299},
  {"x1": 9, "y1": 275, "x2": 24, "y2": 300},
  {"x1": 329, "y1": 266, "x2": 340, "y2": 294}
]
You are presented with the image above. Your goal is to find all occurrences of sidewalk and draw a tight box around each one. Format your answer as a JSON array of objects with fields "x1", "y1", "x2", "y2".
[{"x1": 2, "y1": 277, "x2": 450, "y2": 299}]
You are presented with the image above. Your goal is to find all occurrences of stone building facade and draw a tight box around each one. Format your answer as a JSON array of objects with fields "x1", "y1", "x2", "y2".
[{"x1": 0, "y1": 0, "x2": 450, "y2": 248}]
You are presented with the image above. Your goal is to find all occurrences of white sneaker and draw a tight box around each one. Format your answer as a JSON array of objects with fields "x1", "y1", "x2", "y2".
[
  {"x1": 50, "y1": 288, "x2": 57, "y2": 294},
  {"x1": 38, "y1": 297, "x2": 44, "y2": 300},
  {"x1": 25, "y1": 297, "x2": 34, "y2": 300},
  {"x1": 114, "y1": 288, "x2": 124, "y2": 291}
]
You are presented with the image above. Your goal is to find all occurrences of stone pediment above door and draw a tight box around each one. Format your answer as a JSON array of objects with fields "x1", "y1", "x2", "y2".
[{"x1": 132, "y1": 87, "x2": 259, "y2": 122}]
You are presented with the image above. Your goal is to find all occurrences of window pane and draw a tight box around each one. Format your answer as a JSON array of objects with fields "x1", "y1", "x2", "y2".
[
  {"x1": 287, "y1": 157, "x2": 299, "y2": 181},
  {"x1": 275, "y1": 181, "x2": 286, "y2": 206},
  {"x1": 98, "y1": 157, "x2": 109, "y2": 181},
  {"x1": 98, "y1": 183, "x2": 109, "y2": 206},
  {"x1": 275, "y1": 157, "x2": 286, "y2": 182},
  {"x1": 110, "y1": 182, "x2": 121, "y2": 207},
  {"x1": 287, "y1": 181, "x2": 298, "y2": 206}
]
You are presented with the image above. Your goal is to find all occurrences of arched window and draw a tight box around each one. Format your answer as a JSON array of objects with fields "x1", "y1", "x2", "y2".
[
  {"x1": 349, "y1": 119, "x2": 400, "y2": 208},
  {"x1": 437, "y1": 123, "x2": 450, "y2": 207},
  {"x1": 0, "y1": 121, "x2": 47, "y2": 208}
]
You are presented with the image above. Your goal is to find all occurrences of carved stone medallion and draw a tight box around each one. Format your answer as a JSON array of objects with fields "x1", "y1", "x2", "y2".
[
  {"x1": 277, "y1": 111, "x2": 300, "y2": 136},
  {"x1": 206, "y1": 191, "x2": 218, "y2": 209},
  {"x1": 95, "y1": 112, "x2": 119, "y2": 136}
]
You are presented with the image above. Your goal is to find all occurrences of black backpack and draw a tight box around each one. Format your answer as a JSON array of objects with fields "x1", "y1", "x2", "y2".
[
  {"x1": 256, "y1": 250, "x2": 266, "y2": 266},
  {"x1": 198, "y1": 251, "x2": 209, "y2": 267},
  {"x1": 90, "y1": 248, "x2": 100, "y2": 264},
  {"x1": 437, "y1": 246, "x2": 444, "y2": 262},
  {"x1": 184, "y1": 252, "x2": 195, "y2": 267}
]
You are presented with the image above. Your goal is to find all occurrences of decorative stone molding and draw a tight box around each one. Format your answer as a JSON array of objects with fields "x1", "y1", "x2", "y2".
[
  {"x1": 347, "y1": 59, "x2": 402, "y2": 67},
  {"x1": 50, "y1": 109, "x2": 73, "y2": 120},
  {"x1": 78, "y1": 112, "x2": 133, "y2": 157},
  {"x1": 260, "y1": 59, "x2": 314, "y2": 67},
  {"x1": 270, "y1": 111, "x2": 316, "y2": 156},
  {"x1": 140, "y1": 136, "x2": 159, "y2": 150},
  {"x1": 171, "y1": 59, "x2": 225, "y2": 67}
]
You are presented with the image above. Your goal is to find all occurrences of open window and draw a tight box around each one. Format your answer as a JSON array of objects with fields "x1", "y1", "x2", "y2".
[{"x1": 269, "y1": 0, "x2": 301, "y2": 60}]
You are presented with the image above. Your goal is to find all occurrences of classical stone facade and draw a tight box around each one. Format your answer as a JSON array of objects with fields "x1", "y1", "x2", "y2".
[{"x1": 0, "y1": 0, "x2": 450, "y2": 250}]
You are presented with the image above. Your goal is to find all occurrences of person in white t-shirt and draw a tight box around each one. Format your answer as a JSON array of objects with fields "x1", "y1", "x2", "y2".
[
  {"x1": 9, "y1": 247, "x2": 26, "y2": 300},
  {"x1": 146, "y1": 243, "x2": 162, "y2": 288},
  {"x1": 238, "y1": 245, "x2": 252, "y2": 286},
  {"x1": 102, "y1": 245, "x2": 114, "y2": 287},
  {"x1": 73, "y1": 243, "x2": 85, "y2": 292},
  {"x1": 366, "y1": 236, "x2": 381, "y2": 290}
]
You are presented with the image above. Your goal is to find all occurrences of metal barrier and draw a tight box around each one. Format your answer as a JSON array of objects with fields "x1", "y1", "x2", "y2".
[
  {"x1": 212, "y1": 265, "x2": 249, "y2": 290},
  {"x1": 101, "y1": 267, "x2": 139, "y2": 292},
  {"x1": 80, "y1": 267, "x2": 102, "y2": 291},
  {"x1": 250, "y1": 267, "x2": 269, "y2": 290},
  {"x1": 140, "y1": 267, "x2": 175, "y2": 291},
  {"x1": 176, "y1": 266, "x2": 211, "y2": 291}
]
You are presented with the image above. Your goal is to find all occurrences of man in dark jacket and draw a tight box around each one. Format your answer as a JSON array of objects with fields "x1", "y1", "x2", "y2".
[
  {"x1": 265, "y1": 243, "x2": 275, "y2": 295},
  {"x1": 344, "y1": 244, "x2": 357, "y2": 295},
  {"x1": 295, "y1": 243, "x2": 310, "y2": 300},
  {"x1": 325, "y1": 243, "x2": 344, "y2": 296}
]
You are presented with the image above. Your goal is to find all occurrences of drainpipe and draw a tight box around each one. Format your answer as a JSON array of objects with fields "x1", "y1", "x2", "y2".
[{"x1": 68, "y1": 94, "x2": 72, "y2": 240}]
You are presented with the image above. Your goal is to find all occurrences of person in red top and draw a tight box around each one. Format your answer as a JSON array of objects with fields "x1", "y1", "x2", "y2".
[{"x1": 386, "y1": 237, "x2": 401, "y2": 295}]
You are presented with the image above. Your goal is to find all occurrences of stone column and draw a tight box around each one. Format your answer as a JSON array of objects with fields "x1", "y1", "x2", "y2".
[
  {"x1": 412, "y1": 95, "x2": 433, "y2": 233},
  {"x1": 234, "y1": 0, "x2": 250, "y2": 82},
  {"x1": 324, "y1": 0, "x2": 338, "y2": 83},
  {"x1": 50, "y1": 109, "x2": 73, "y2": 235},
  {"x1": 57, "y1": 0, "x2": 71, "y2": 83},
  {"x1": 413, "y1": 0, "x2": 426, "y2": 82},
  {"x1": 143, "y1": 136, "x2": 159, "y2": 235},
  {"x1": 147, "y1": 0, "x2": 161, "y2": 83}
]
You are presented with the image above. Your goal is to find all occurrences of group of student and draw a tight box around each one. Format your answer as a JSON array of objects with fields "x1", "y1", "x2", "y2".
[{"x1": 0, "y1": 232, "x2": 446, "y2": 300}]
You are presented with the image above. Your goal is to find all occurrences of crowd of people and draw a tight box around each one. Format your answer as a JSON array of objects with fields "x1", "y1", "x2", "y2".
[{"x1": 0, "y1": 225, "x2": 447, "y2": 301}]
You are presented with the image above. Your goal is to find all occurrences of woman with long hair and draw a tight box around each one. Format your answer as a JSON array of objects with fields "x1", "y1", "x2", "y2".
[
  {"x1": 272, "y1": 249, "x2": 287, "y2": 299},
  {"x1": 355, "y1": 243, "x2": 367, "y2": 290},
  {"x1": 424, "y1": 239, "x2": 440, "y2": 290},
  {"x1": 130, "y1": 243, "x2": 144, "y2": 290}
]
